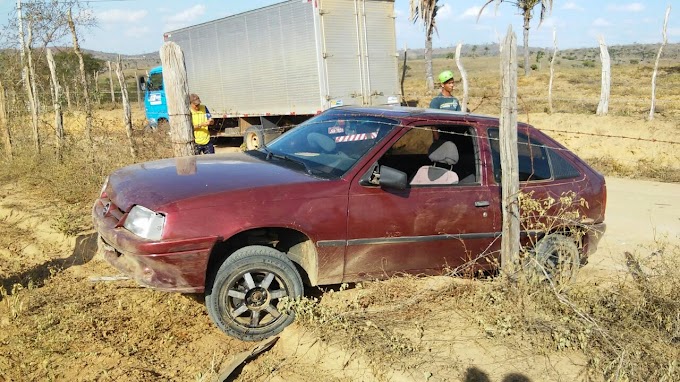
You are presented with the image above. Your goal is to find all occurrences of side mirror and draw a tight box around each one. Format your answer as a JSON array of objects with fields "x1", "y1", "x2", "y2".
[
  {"x1": 379, "y1": 165, "x2": 408, "y2": 189},
  {"x1": 138, "y1": 76, "x2": 147, "y2": 91},
  {"x1": 359, "y1": 163, "x2": 407, "y2": 190}
]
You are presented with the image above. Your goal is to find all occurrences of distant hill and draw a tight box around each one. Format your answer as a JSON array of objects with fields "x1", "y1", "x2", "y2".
[
  {"x1": 82, "y1": 49, "x2": 161, "y2": 68},
  {"x1": 79, "y1": 42, "x2": 680, "y2": 69},
  {"x1": 401, "y1": 43, "x2": 680, "y2": 63}
]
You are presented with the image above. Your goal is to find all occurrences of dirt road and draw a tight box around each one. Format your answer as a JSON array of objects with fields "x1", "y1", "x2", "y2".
[{"x1": 581, "y1": 177, "x2": 680, "y2": 280}]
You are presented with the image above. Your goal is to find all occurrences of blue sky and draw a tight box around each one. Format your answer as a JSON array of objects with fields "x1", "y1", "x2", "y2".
[{"x1": 1, "y1": 0, "x2": 677, "y2": 54}]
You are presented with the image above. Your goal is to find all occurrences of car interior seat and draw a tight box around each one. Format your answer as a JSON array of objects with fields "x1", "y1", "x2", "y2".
[{"x1": 410, "y1": 140, "x2": 460, "y2": 185}]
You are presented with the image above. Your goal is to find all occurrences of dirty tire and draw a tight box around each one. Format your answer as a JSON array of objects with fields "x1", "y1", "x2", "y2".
[
  {"x1": 244, "y1": 126, "x2": 264, "y2": 150},
  {"x1": 529, "y1": 234, "x2": 580, "y2": 285},
  {"x1": 205, "y1": 245, "x2": 303, "y2": 341}
]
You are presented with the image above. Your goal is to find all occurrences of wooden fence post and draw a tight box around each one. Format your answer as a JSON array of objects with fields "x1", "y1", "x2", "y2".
[
  {"x1": 116, "y1": 55, "x2": 137, "y2": 160},
  {"x1": 108, "y1": 61, "x2": 115, "y2": 103},
  {"x1": 94, "y1": 70, "x2": 100, "y2": 105},
  {"x1": 68, "y1": 7, "x2": 92, "y2": 146},
  {"x1": 46, "y1": 48, "x2": 64, "y2": 159},
  {"x1": 548, "y1": 27, "x2": 557, "y2": 114},
  {"x1": 455, "y1": 42, "x2": 469, "y2": 112},
  {"x1": 134, "y1": 61, "x2": 142, "y2": 108},
  {"x1": 63, "y1": 76, "x2": 71, "y2": 110},
  {"x1": 160, "y1": 41, "x2": 195, "y2": 157},
  {"x1": 500, "y1": 25, "x2": 520, "y2": 273},
  {"x1": 596, "y1": 36, "x2": 610, "y2": 116},
  {"x1": 650, "y1": 6, "x2": 671, "y2": 121},
  {"x1": 400, "y1": 44, "x2": 407, "y2": 105},
  {"x1": 0, "y1": 79, "x2": 12, "y2": 159}
]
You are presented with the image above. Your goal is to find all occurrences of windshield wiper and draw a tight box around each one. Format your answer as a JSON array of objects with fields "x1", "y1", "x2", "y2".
[
  {"x1": 269, "y1": 152, "x2": 312, "y2": 175},
  {"x1": 260, "y1": 146, "x2": 274, "y2": 161}
]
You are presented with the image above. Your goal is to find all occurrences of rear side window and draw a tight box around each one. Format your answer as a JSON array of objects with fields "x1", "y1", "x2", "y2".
[
  {"x1": 548, "y1": 149, "x2": 581, "y2": 179},
  {"x1": 488, "y1": 129, "x2": 578, "y2": 182}
]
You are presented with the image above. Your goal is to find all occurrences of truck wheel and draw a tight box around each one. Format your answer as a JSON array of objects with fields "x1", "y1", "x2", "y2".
[
  {"x1": 244, "y1": 126, "x2": 264, "y2": 150},
  {"x1": 205, "y1": 245, "x2": 304, "y2": 341},
  {"x1": 529, "y1": 234, "x2": 580, "y2": 285}
]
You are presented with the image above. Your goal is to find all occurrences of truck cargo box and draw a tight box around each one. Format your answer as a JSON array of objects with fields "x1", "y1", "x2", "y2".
[{"x1": 163, "y1": 0, "x2": 400, "y2": 118}]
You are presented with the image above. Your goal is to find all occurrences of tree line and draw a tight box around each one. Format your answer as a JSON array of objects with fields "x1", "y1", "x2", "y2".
[{"x1": 0, "y1": 0, "x2": 146, "y2": 160}]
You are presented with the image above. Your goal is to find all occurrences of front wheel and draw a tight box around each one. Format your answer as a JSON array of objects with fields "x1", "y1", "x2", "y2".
[{"x1": 205, "y1": 245, "x2": 304, "y2": 341}]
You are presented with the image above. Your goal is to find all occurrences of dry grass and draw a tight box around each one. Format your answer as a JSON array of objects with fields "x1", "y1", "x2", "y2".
[
  {"x1": 402, "y1": 56, "x2": 680, "y2": 118},
  {"x1": 278, "y1": 247, "x2": 679, "y2": 381}
]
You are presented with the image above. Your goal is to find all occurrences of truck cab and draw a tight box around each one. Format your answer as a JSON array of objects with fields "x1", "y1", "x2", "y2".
[{"x1": 140, "y1": 66, "x2": 168, "y2": 128}]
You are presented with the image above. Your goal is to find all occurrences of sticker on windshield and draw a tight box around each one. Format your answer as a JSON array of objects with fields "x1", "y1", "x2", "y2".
[
  {"x1": 328, "y1": 126, "x2": 344, "y2": 134},
  {"x1": 335, "y1": 132, "x2": 378, "y2": 142}
]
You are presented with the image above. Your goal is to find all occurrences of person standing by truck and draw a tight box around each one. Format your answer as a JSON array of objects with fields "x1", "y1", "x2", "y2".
[{"x1": 190, "y1": 93, "x2": 215, "y2": 154}]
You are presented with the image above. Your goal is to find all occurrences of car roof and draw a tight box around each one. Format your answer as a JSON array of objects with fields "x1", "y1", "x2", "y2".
[{"x1": 329, "y1": 105, "x2": 510, "y2": 126}]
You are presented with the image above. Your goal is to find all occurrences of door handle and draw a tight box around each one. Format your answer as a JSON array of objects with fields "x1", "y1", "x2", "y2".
[{"x1": 475, "y1": 201, "x2": 490, "y2": 207}]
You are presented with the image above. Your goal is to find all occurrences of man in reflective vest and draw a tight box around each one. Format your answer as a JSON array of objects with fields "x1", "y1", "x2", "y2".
[{"x1": 190, "y1": 93, "x2": 215, "y2": 154}]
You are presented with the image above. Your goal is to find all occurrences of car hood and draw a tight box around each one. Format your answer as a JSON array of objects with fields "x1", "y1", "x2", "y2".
[{"x1": 106, "y1": 152, "x2": 320, "y2": 211}]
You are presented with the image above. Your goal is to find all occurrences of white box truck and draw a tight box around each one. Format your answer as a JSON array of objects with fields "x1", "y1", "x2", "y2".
[{"x1": 144, "y1": 0, "x2": 400, "y2": 149}]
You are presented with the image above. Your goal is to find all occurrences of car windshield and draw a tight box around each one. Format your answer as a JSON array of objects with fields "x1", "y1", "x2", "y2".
[{"x1": 258, "y1": 110, "x2": 398, "y2": 179}]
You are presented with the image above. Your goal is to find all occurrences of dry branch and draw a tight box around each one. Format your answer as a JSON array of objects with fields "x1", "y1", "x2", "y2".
[
  {"x1": 68, "y1": 7, "x2": 93, "y2": 146},
  {"x1": 46, "y1": 48, "x2": 64, "y2": 159},
  {"x1": 0, "y1": 79, "x2": 12, "y2": 159},
  {"x1": 115, "y1": 56, "x2": 137, "y2": 160}
]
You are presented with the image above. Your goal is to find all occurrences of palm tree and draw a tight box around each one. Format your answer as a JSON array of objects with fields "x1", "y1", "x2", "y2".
[
  {"x1": 410, "y1": 0, "x2": 439, "y2": 91},
  {"x1": 479, "y1": 0, "x2": 553, "y2": 76}
]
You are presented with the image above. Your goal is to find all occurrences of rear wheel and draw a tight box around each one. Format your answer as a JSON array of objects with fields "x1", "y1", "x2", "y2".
[
  {"x1": 528, "y1": 234, "x2": 580, "y2": 285},
  {"x1": 244, "y1": 126, "x2": 264, "y2": 150},
  {"x1": 205, "y1": 245, "x2": 303, "y2": 341}
]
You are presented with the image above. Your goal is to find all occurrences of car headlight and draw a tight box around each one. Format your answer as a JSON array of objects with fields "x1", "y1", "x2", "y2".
[{"x1": 123, "y1": 205, "x2": 165, "y2": 240}]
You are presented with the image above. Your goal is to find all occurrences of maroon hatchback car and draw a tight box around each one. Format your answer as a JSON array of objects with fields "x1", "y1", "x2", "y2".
[{"x1": 93, "y1": 106, "x2": 606, "y2": 341}]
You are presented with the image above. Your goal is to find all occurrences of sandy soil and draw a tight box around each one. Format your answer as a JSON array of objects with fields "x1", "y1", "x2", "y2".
[{"x1": 1, "y1": 172, "x2": 678, "y2": 381}]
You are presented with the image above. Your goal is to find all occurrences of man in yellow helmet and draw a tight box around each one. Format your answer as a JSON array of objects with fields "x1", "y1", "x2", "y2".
[
  {"x1": 429, "y1": 70, "x2": 461, "y2": 111},
  {"x1": 190, "y1": 93, "x2": 215, "y2": 154}
]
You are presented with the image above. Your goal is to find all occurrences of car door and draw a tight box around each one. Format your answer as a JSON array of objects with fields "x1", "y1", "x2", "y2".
[{"x1": 343, "y1": 124, "x2": 501, "y2": 281}]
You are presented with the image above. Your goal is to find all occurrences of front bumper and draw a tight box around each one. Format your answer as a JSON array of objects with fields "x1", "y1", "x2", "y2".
[{"x1": 93, "y1": 200, "x2": 217, "y2": 293}]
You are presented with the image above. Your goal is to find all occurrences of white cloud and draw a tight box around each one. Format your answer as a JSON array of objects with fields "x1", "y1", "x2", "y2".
[
  {"x1": 539, "y1": 17, "x2": 556, "y2": 28},
  {"x1": 437, "y1": 3, "x2": 453, "y2": 21},
  {"x1": 98, "y1": 9, "x2": 148, "y2": 24},
  {"x1": 460, "y1": 5, "x2": 496, "y2": 20},
  {"x1": 166, "y1": 5, "x2": 206, "y2": 23},
  {"x1": 607, "y1": 3, "x2": 645, "y2": 12},
  {"x1": 562, "y1": 2, "x2": 584, "y2": 11},
  {"x1": 164, "y1": 5, "x2": 207, "y2": 31},
  {"x1": 593, "y1": 18, "x2": 612, "y2": 27}
]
